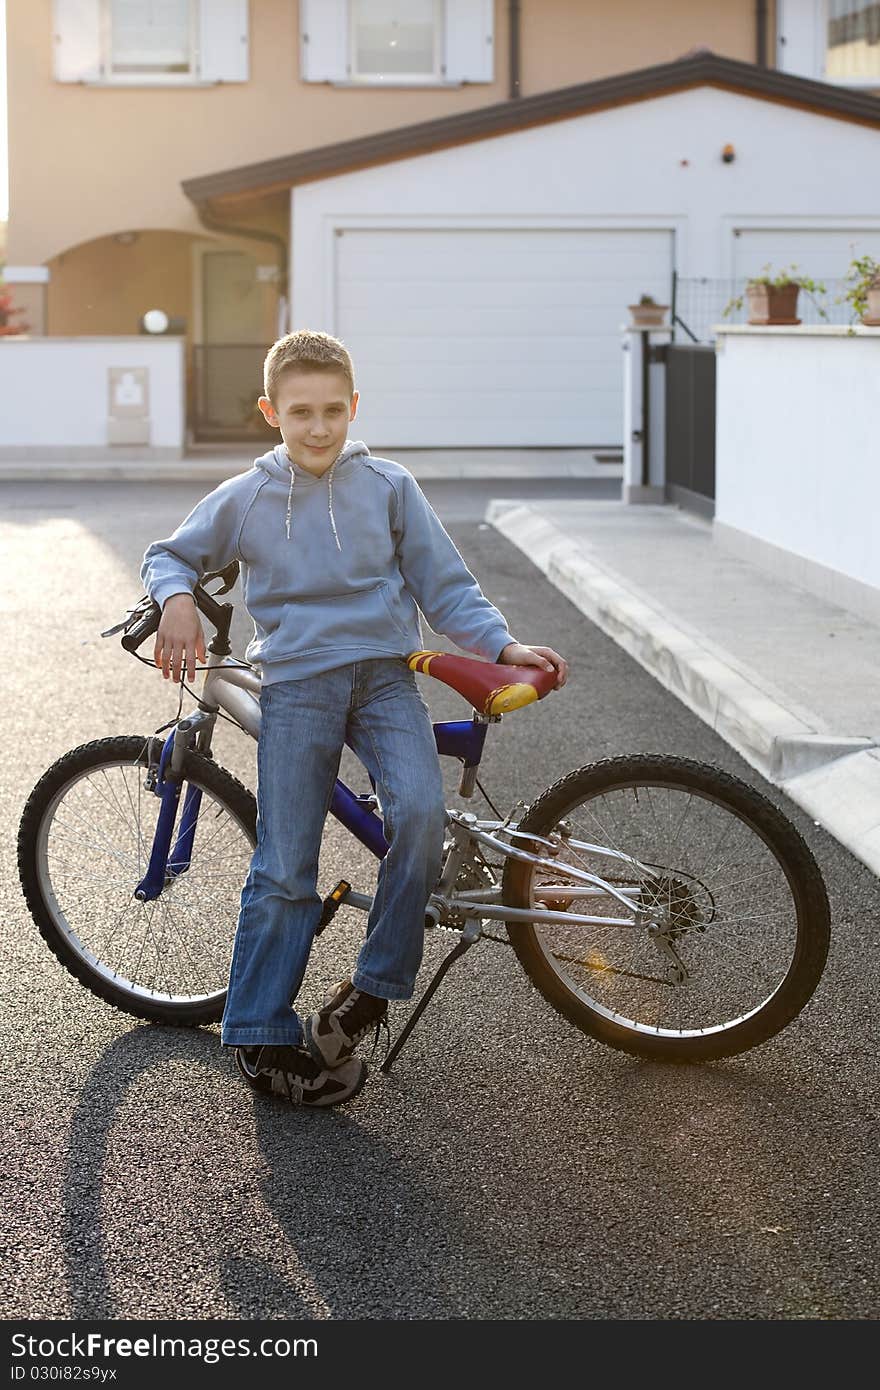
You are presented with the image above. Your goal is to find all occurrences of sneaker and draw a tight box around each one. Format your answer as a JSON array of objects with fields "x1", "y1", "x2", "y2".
[
  {"x1": 305, "y1": 981, "x2": 389, "y2": 1069},
  {"x1": 321, "y1": 977, "x2": 351, "y2": 1007},
  {"x1": 235, "y1": 1043, "x2": 366, "y2": 1107}
]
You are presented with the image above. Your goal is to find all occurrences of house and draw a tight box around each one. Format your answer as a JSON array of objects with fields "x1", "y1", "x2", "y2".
[{"x1": 4, "y1": 0, "x2": 880, "y2": 448}]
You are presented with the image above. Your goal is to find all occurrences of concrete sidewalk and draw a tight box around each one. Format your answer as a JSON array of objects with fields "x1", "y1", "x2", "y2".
[
  {"x1": 0, "y1": 446, "x2": 621, "y2": 484},
  {"x1": 487, "y1": 497, "x2": 880, "y2": 879}
]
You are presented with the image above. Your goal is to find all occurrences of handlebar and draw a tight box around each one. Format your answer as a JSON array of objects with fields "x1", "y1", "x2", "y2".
[
  {"x1": 120, "y1": 599, "x2": 162, "y2": 653},
  {"x1": 115, "y1": 560, "x2": 240, "y2": 656}
]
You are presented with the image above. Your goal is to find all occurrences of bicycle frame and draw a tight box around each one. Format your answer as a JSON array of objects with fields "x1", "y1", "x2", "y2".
[{"x1": 135, "y1": 652, "x2": 649, "y2": 937}]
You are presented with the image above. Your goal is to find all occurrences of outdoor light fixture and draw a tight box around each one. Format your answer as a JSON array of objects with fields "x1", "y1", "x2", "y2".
[
  {"x1": 721, "y1": 143, "x2": 736, "y2": 163},
  {"x1": 141, "y1": 309, "x2": 170, "y2": 334},
  {"x1": 139, "y1": 309, "x2": 186, "y2": 335}
]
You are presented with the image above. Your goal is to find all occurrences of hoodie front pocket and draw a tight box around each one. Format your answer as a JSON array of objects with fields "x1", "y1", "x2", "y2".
[
  {"x1": 378, "y1": 580, "x2": 412, "y2": 639},
  {"x1": 257, "y1": 581, "x2": 411, "y2": 660}
]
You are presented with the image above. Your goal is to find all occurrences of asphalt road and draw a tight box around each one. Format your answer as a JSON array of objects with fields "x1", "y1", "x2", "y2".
[{"x1": 2, "y1": 478, "x2": 878, "y2": 1322}]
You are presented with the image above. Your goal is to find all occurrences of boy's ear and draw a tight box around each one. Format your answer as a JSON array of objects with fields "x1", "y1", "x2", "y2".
[
  {"x1": 349, "y1": 390, "x2": 359, "y2": 422},
  {"x1": 258, "y1": 395, "x2": 279, "y2": 428}
]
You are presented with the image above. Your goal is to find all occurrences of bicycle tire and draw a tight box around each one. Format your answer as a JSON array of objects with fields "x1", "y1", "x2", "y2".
[
  {"x1": 17, "y1": 735, "x2": 257, "y2": 1026},
  {"x1": 502, "y1": 755, "x2": 830, "y2": 1061}
]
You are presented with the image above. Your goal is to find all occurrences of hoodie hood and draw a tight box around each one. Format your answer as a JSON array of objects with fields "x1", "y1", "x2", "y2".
[{"x1": 253, "y1": 439, "x2": 371, "y2": 549}]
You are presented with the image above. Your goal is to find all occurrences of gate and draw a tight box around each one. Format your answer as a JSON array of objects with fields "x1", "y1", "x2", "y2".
[
  {"x1": 664, "y1": 344, "x2": 716, "y2": 517},
  {"x1": 192, "y1": 344, "x2": 277, "y2": 443}
]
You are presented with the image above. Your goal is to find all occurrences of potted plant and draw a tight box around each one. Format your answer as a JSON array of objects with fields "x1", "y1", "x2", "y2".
[
  {"x1": 723, "y1": 264, "x2": 827, "y2": 326},
  {"x1": 0, "y1": 276, "x2": 29, "y2": 337},
  {"x1": 627, "y1": 293, "x2": 669, "y2": 329},
  {"x1": 837, "y1": 254, "x2": 880, "y2": 326}
]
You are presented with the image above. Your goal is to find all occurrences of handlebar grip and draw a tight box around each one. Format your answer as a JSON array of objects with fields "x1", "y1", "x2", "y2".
[{"x1": 121, "y1": 599, "x2": 161, "y2": 653}]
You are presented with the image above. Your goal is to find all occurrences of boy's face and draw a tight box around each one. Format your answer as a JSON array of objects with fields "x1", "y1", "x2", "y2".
[{"x1": 258, "y1": 368, "x2": 359, "y2": 477}]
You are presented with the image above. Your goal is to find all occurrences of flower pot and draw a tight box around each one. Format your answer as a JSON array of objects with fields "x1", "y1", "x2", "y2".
[
  {"x1": 746, "y1": 282, "x2": 801, "y2": 325},
  {"x1": 861, "y1": 276, "x2": 880, "y2": 326},
  {"x1": 628, "y1": 303, "x2": 669, "y2": 329}
]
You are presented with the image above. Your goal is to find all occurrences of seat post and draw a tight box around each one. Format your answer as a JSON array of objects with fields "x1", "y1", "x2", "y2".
[{"x1": 458, "y1": 709, "x2": 501, "y2": 797}]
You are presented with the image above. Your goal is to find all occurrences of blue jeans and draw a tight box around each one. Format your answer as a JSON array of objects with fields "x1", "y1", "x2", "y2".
[{"x1": 220, "y1": 657, "x2": 447, "y2": 1048}]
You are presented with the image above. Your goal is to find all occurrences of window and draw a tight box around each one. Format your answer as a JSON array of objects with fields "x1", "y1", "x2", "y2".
[
  {"x1": 825, "y1": 1, "x2": 880, "y2": 81},
  {"x1": 350, "y1": 0, "x2": 443, "y2": 83},
  {"x1": 300, "y1": 0, "x2": 493, "y2": 87},
  {"x1": 777, "y1": 0, "x2": 880, "y2": 86},
  {"x1": 52, "y1": 0, "x2": 249, "y2": 86},
  {"x1": 106, "y1": 0, "x2": 195, "y2": 77}
]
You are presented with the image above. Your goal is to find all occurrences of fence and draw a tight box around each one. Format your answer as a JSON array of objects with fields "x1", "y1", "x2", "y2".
[{"x1": 670, "y1": 274, "x2": 856, "y2": 345}]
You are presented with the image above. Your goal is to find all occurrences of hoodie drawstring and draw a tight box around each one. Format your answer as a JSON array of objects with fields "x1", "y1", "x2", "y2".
[
  {"x1": 327, "y1": 457, "x2": 343, "y2": 552},
  {"x1": 285, "y1": 466, "x2": 295, "y2": 540},
  {"x1": 285, "y1": 450, "x2": 344, "y2": 551}
]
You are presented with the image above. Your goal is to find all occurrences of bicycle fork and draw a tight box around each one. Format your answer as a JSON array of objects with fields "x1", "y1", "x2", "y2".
[{"x1": 134, "y1": 711, "x2": 217, "y2": 902}]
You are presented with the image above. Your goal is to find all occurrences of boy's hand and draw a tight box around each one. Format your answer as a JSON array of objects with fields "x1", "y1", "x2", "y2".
[
  {"x1": 154, "y1": 593, "x2": 206, "y2": 684},
  {"x1": 497, "y1": 642, "x2": 568, "y2": 690}
]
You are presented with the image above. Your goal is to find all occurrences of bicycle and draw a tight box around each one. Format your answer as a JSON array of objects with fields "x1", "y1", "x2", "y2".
[{"x1": 17, "y1": 562, "x2": 831, "y2": 1071}]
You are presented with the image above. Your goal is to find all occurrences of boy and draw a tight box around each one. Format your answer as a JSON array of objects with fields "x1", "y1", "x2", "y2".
[{"x1": 142, "y1": 330, "x2": 567, "y2": 1108}]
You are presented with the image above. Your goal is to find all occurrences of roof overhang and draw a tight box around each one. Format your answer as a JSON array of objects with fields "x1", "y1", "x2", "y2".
[{"x1": 182, "y1": 50, "x2": 880, "y2": 208}]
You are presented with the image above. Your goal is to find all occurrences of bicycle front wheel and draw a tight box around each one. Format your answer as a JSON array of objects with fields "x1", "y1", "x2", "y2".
[
  {"x1": 502, "y1": 756, "x2": 830, "y2": 1061},
  {"x1": 18, "y1": 736, "x2": 257, "y2": 1025}
]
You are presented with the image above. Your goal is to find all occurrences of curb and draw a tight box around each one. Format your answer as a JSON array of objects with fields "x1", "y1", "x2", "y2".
[{"x1": 487, "y1": 499, "x2": 880, "y2": 878}]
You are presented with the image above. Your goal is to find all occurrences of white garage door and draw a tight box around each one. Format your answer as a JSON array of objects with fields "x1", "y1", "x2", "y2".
[
  {"x1": 733, "y1": 228, "x2": 880, "y2": 284},
  {"x1": 335, "y1": 228, "x2": 673, "y2": 448}
]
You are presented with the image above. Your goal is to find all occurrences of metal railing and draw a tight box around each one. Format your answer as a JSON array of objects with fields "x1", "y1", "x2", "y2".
[{"x1": 670, "y1": 273, "x2": 856, "y2": 344}]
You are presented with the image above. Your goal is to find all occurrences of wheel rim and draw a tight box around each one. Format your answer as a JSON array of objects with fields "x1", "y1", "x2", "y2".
[
  {"x1": 36, "y1": 753, "x2": 253, "y2": 1008},
  {"x1": 524, "y1": 776, "x2": 804, "y2": 1040}
]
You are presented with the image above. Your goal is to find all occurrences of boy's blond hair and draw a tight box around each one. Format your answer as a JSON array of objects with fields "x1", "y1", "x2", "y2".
[{"x1": 263, "y1": 330, "x2": 355, "y2": 403}]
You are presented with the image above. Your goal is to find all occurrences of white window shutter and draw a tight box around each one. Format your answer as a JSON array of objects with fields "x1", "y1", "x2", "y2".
[
  {"x1": 776, "y1": 0, "x2": 824, "y2": 80},
  {"x1": 300, "y1": 0, "x2": 348, "y2": 82},
  {"x1": 52, "y1": 0, "x2": 102, "y2": 82},
  {"x1": 444, "y1": 0, "x2": 494, "y2": 83},
  {"x1": 199, "y1": 0, "x2": 249, "y2": 83}
]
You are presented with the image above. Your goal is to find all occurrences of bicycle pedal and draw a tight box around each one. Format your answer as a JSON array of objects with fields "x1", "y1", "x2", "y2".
[{"x1": 316, "y1": 879, "x2": 352, "y2": 934}]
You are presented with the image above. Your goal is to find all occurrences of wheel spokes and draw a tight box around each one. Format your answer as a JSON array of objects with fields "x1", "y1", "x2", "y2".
[
  {"x1": 41, "y1": 760, "x2": 252, "y2": 1005},
  {"x1": 529, "y1": 780, "x2": 800, "y2": 1038}
]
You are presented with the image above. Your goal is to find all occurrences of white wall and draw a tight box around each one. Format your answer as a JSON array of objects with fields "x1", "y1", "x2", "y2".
[
  {"x1": 0, "y1": 337, "x2": 185, "y2": 458},
  {"x1": 714, "y1": 325, "x2": 880, "y2": 620},
  {"x1": 291, "y1": 84, "x2": 880, "y2": 325}
]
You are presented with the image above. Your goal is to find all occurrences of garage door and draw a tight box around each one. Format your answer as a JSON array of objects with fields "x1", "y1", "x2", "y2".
[
  {"x1": 335, "y1": 228, "x2": 673, "y2": 448},
  {"x1": 733, "y1": 228, "x2": 880, "y2": 285}
]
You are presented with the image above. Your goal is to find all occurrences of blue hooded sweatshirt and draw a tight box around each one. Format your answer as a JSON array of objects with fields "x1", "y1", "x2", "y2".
[{"x1": 141, "y1": 441, "x2": 517, "y2": 683}]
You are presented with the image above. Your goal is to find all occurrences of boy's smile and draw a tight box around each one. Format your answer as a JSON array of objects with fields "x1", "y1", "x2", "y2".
[{"x1": 258, "y1": 369, "x2": 359, "y2": 478}]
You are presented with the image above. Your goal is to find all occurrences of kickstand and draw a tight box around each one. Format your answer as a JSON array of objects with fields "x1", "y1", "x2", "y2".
[{"x1": 380, "y1": 935, "x2": 476, "y2": 1074}]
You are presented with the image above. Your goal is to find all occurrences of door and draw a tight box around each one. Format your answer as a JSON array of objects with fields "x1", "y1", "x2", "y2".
[
  {"x1": 665, "y1": 345, "x2": 716, "y2": 517},
  {"x1": 732, "y1": 227, "x2": 880, "y2": 299},
  {"x1": 335, "y1": 227, "x2": 674, "y2": 447},
  {"x1": 195, "y1": 250, "x2": 275, "y2": 439}
]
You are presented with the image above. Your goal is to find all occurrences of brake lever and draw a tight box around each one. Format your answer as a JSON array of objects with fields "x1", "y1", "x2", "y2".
[{"x1": 100, "y1": 598, "x2": 151, "y2": 639}]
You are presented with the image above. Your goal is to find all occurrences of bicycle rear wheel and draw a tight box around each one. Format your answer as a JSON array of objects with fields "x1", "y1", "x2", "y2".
[
  {"x1": 17, "y1": 736, "x2": 257, "y2": 1025},
  {"x1": 502, "y1": 755, "x2": 830, "y2": 1061}
]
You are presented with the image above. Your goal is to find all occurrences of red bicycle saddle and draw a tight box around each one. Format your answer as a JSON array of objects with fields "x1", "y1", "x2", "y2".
[{"x1": 406, "y1": 650, "x2": 557, "y2": 714}]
